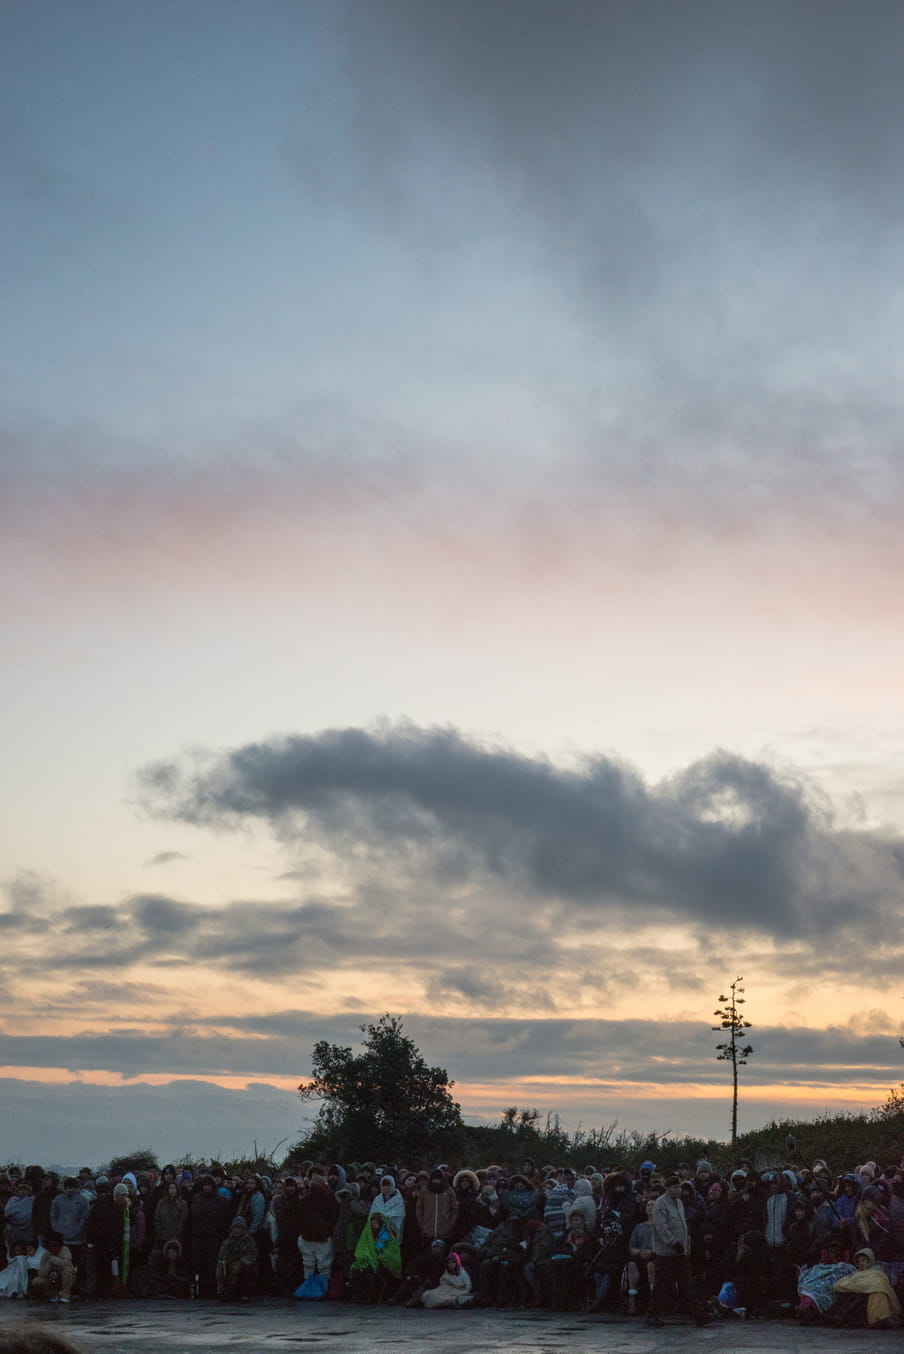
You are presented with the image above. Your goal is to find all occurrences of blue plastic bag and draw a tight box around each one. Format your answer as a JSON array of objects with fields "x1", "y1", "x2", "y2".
[
  {"x1": 717, "y1": 1280, "x2": 740, "y2": 1310},
  {"x1": 294, "y1": 1271, "x2": 329, "y2": 1300}
]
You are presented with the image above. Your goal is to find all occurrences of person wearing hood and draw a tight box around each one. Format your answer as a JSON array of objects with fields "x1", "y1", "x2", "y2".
[
  {"x1": 566, "y1": 1178, "x2": 596, "y2": 1232},
  {"x1": 680, "y1": 1181, "x2": 705, "y2": 1252},
  {"x1": 151, "y1": 1165, "x2": 178, "y2": 1211},
  {"x1": 148, "y1": 1237, "x2": 190, "y2": 1298},
  {"x1": 727, "y1": 1171, "x2": 763, "y2": 1245},
  {"x1": 856, "y1": 1183, "x2": 891, "y2": 1259},
  {"x1": 298, "y1": 1174, "x2": 339, "y2": 1280},
  {"x1": 542, "y1": 1177, "x2": 575, "y2": 1242},
  {"x1": 421, "y1": 1250, "x2": 473, "y2": 1308},
  {"x1": 634, "y1": 1162, "x2": 656, "y2": 1196},
  {"x1": 603, "y1": 1170, "x2": 638, "y2": 1233},
  {"x1": 808, "y1": 1185, "x2": 840, "y2": 1252},
  {"x1": 332, "y1": 1181, "x2": 364, "y2": 1285},
  {"x1": 32, "y1": 1172, "x2": 60, "y2": 1246},
  {"x1": 832, "y1": 1246, "x2": 903, "y2": 1327},
  {"x1": 415, "y1": 1168, "x2": 459, "y2": 1243},
  {"x1": 473, "y1": 1216, "x2": 525, "y2": 1308},
  {"x1": 4, "y1": 1180, "x2": 36, "y2": 1252},
  {"x1": 733, "y1": 1228, "x2": 772, "y2": 1320},
  {"x1": 236, "y1": 1176, "x2": 271, "y2": 1292},
  {"x1": 153, "y1": 1181, "x2": 188, "y2": 1246},
  {"x1": 588, "y1": 1195, "x2": 630, "y2": 1312},
  {"x1": 834, "y1": 1174, "x2": 862, "y2": 1227},
  {"x1": 369, "y1": 1175, "x2": 406, "y2": 1243},
  {"x1": 120, "y1": 1172, "x2": 139, "y2": 1199},
  {"x1": 273, "y1": 1176, "x2": 304, "y2": 1296},
  {"x1": 350, "y1": 1211, "x2": 402, "y2": 1303},
  {"x1": 703, "y1": 1179, "x2": 729, "y2": 1247},
  {"x1": 189, "y1": 1175, "x2": 230, "y2": 1298},
  {"x1": 503, "y1": 1174, "x2": 542, "y2": 1223},
  {"x1": 449, "y1": 1170, "x2": 482, "y2": 1244},
  {"x1": 325, "y1": 1164, "x2": 347, "y2": 1192},
  {"x1": 216, "y1": 1217, "x2": 257, "y2": 1303},
  {"x1": 783, "y1": 1197, "x2": 816, "y2": 1267}
]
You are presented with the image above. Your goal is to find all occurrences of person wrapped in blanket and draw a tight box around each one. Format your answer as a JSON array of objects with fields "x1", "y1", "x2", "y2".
[
  {"x1": 830, "y1": 1247, "x2": 903, "y2": 1328},
  {"x1": 797, "y1": 1237, "x2": 854, "y2": 1324},
  {"x1": 349, "y1": 1211, "x2": 402, "y2": 1303},
  {"x1": 421, "y1": 1250, "x2": 473, "y2": 1308}
]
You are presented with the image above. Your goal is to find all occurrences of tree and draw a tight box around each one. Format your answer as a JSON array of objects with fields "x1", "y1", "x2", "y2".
[
  {"x1": 713, "y1": 977, "x2": 754, "y2": 1149},
  {"x1": 103, "y1": 1148, "x2": 159, "y2": 1177},
  {"x1": 296, "y1": 1015, "x2": 464, "y2": 1163}
]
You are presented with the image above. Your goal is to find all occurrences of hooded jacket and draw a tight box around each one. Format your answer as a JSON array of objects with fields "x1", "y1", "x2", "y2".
[
  {"x1": 298, "y1": 1178, "x2": 340, "y2": 1242},
  {"x1": 567, "y1": 1179, "x2": 597, "y2": 1232},
  {"x1": 415, "y1": 1174, "x2": 459, "y2": 1240}
]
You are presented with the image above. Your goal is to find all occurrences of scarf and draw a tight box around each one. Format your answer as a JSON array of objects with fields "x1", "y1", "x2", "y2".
[{"x1": 121, "y1": 1203, "x2": 131, "y2": 1285}]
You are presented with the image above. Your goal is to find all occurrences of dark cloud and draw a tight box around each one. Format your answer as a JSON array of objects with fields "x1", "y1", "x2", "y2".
[
  {"x1": 0, "y1": 1015, "x2": 898, "y2": 1096},
  {"x1": 0, "y1": 1078, "x2": 299, "y2": 1169},
  {"x1": 146, "y1": 851, "x2": 188, "y2": 867},
  {"x1": 297, "y1": 0, "x2": 904, "y2": 510},
  {"x1": 131, "y1": 893, "x2": 200, "y2": 937},
  {"x1": 136, "y1": 723, "x2": 904, "y2": 942}
]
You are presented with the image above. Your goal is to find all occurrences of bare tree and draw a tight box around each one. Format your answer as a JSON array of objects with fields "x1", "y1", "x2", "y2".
[{"x1": 713, "y1": 977, "x2": 754, "y2": 1149}]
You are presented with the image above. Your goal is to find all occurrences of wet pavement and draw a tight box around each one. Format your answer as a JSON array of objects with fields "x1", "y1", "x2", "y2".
[{"x1": 0, "y1": 1300, "x2": 895, "y2": 1354}]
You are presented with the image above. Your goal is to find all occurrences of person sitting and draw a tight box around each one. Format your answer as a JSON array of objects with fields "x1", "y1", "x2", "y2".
[
  {"x1": 216, "y1": 1217, "x2": 257, "y2": 1304},
  {"x1": 473, "y1": 1217, "x2": 525, "y2": 1308},
  {"x1": 831, "y1": 1246, "x2": 903, "y2": 1328},
  {"x1": 796, "y1": 1240, "x2": 854, "y2": 1324},
  {"x1": 349, "y1": 1212, "x2": 402, "y2": 1303},
  {"x1": 548, "y1": 1212, "x2": 594, "y2": 1312},
  {"x1": 387, "y1": 1237, "x2": 446, "y2": 1307},
  {"x1": 148, "y1": 1238, "x2": 190, "y2": 1298},
  {"x1": 626, "y1": 1203, "x2": 655, "y2": 1316},
  {"x1": 30, "y1": 1234, "x2": 75, "y2": 1304},
  {"x1": 421, "y1": 1251, "x2": 473, "y2": 1308},
  {"x1": 0, "y1": 1242, "x2": 31, "y2": 1298}
]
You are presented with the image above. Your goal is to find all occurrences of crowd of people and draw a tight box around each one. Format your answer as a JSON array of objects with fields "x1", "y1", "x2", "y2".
[{"x1": 2, "y1": 1153, "x2": 904, "y2": 1328}]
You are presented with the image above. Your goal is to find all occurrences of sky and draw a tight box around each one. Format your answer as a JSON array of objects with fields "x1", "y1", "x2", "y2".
[{"x1": 3, "y1": 0, "x2": 904, "y2": 1166}]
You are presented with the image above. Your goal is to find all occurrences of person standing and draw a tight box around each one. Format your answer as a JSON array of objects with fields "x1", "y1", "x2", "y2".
[
  {"x1": 647, "y1": 1176, "x2": 713, "y2": 1328},
  {"x1": 297, "y1": 1174, "x2": 339, "y2": 1280}
]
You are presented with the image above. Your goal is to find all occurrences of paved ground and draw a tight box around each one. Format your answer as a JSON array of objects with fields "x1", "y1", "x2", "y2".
[{"x1": 0, "y1": 1301, "x2": 896, "y2": 1354}]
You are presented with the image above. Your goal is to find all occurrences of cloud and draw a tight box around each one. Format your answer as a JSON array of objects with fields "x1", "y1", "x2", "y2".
[
  {"x1": 0, "y1": 1077, "x2": 300, "y2": 1169},
  {"x1": 303, "y1": 0, "x2": 904, "y2": 498},
  {"x1": 136, "y1": 723, "x2": 904, "y2": 942},
  {"x1": 0, "y1": 1015, "x2": 898, "y2": 1095},
  {"x1": 146, "y1": 851, "x2": 188, "y2": 867}
]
